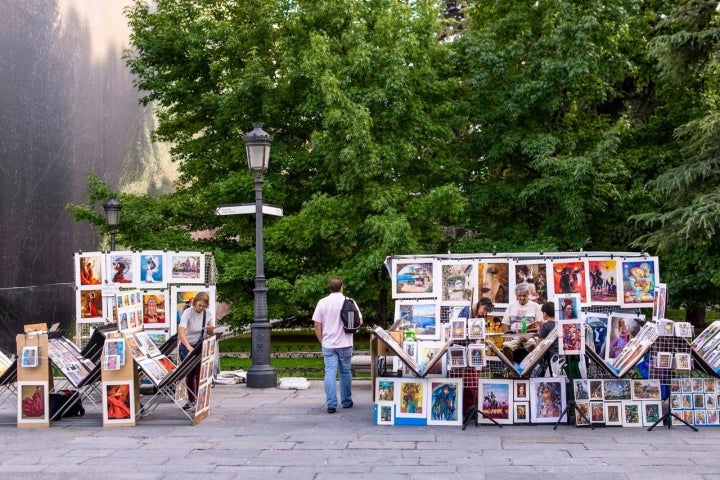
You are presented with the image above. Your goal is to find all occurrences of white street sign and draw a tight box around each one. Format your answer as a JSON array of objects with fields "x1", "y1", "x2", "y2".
[{"x1": 215, "y1": 203, "x2": 283, "y2": 217}]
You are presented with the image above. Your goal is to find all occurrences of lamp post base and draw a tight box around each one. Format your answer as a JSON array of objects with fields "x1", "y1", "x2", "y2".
[
  {"x1": 246, "y1": 365, "x2": 278, "y2": 389},
  {"x1": 246, "y1": 321, "x2": 277, "y2": 389}
]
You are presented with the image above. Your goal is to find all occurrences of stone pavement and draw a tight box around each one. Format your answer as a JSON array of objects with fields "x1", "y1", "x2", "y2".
[{"x1": 0, "y1": 379, "x2": 719, "y2": 479}]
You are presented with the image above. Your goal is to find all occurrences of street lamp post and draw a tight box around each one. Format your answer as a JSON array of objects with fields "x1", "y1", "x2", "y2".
[
  {"x1": 103, "y1": 197, "x2": 122, "y2": 251},
  {"x1": 243, "y1": 123, "x2": 278, "y2": 389}
]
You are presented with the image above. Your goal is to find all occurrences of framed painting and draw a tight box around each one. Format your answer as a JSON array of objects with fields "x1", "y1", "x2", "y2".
[
  {"x1": 509, "y1": 259, "x2": 550, "y2": 305},
  {"x1": 657, "y1": 319, "x2": 675, "y2": 337},
  {"x1": 590, "y1": 401, "x2": 605, "y2": 424},
  {"x1": 402, "y1": 338, "x2": 417, "y2": 377},
  {"x1": 606, "y1": 313, "x2": 644, "y2": 362},
  {"x1": 375, "y1": 402, "x2": 395, "y2": 425},
  {"x1": 604, "y1": 402, "x2": 622, "y2": 426},
  {"x1": 653, "y1": 283, "x2": 668, "y2": 321},
  {"x1": 575, "y1": 402, "x2": 591, "y2": 426},
  {"x1": 675, "y1": 322, "x2": 693, "y2": 338},
  {"x1": 144, "y1": 329, "x2": 169, "y2": 347},
  {"x1": 556, "y1": 293, "x2": 581, "y2": 320},
  {"x1": 448, "y1": 346, "x2": 467, "y2": 369},
  {"x1": 167, "y1": 251, "x2": 205, "y2": 284},
  {"x1": 103, "y1": 381, "x2": 136, "y2": 425},
  {"x1": 75, "y1": 252, "x2": 104, "y2": 286},
  {"x1": 142, "y1": 290, "x2": 169, "y2": 327},
  {"x1": 695, "y1": 410, "x2": 707, "y2": 426},
  {"x1": 642, "y1": 401, "x2": 662, "y2": 426},
  {"x1": 604, "y1": 379, "x2": 632, "y2": 401},
  {"x1": 620, "y1": 257, "x2": 659, "y2": 308},
  {"x1": 439, "y1": 260, "x2": 474, "y2": 303},
  {"x1": 467, "y1": 343, "x2": 486, "y2": 369},
  {"x1": 449, "y1": 318, "x2": 467, "y2": 341},
  {"x1": 17, "y1": 381, "x2": 49, "y2": 425},
  {"x1": 573, "y1": 379, "x2": 590, "y2": 401},
  {"x1": 416, "y1": 341, "x2": 447, "y2": 377},
  {"x1": 170, "y1": 285, "x2": 217, "y2": 337},
  {"x1": 589, "y1": 380, "x2": 604, "y2": 401},
  {"x1": 397, "y1": 379, "x2": 427, "y2": 419},
  {"x1": 514, "y1": 401, "x2": 530, "y2": 424},
  {"x1": 477, "y1": 260, "x2": 510, "y2": 307},
  {"x1": 376, "y1": 378, "x2": 397, "y2": 402},
  {"x1": 585, "y1": 258, "x2": 620, "y2": 305},
  {"x1": 105, "y1": 251, "x2": 138, "y2": 286},
  {"x1": 558, "y1": 319, "x2": 584, "y2": 355},
  {"x1": 391, "y1": 259, "x2": 437, "y2": 299},
  {"x1": 484, "y1": 315, "x2": 505, "y2": 361},
  {"x1": 585, "y1": 313, "x2": 609, "y2": 359},
  {"x1": 705, "y1": 378, "x2": 717, "y2": 393},
  {"x1": 707, "y1": 409, "x2": 719, "y2": 425},
  {"x1": 77, "y1": 288, "x2": 104, "y2": 323},
  {"x1": 514, "y1": 380, "x2": 530, "y2": 402},
  {"x1": 675, "y1": 352, "x2": 691, "y2": 370},
  {"x1": 395, "y1": 301, "x2": 440, "y2": 340},
  {"x1": 20, "y1": 346, "x2": 38, "y2": 368},
  {"x1": 632, "y1": 379, "x2": 661, "y2": 401},
  {"x1": 427, "y1": 379, "x2": 462, "y2": 426},
  {"x1": 621, "y1": 400, "x2": 642, "y2": 427},
  {"x1": 138, "y1": 250, "x2": 166, "y2": 288},
  {"x1": 467, "y1": 317, "x2": 486, "y2": 340},
  {"x1": 478, "y1": 379, "x2": 513, "y2": 425},
  {"x1": 550, "y1": 260, "x2": 587, "y2": 304},
  {"x1": 529, "y1": 377, "x2": 566, "y2": 424}
]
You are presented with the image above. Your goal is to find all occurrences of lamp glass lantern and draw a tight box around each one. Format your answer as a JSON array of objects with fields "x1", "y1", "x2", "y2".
[{"x1": 243, "y1": 123, "x2": 273, "y2": 173}]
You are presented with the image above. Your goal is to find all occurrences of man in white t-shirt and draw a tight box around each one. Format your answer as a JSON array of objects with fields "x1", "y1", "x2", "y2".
[
  {"x1": 313, "y1": 277, "x2": 363, "y2": 413},
  {"x1": 502, "y1": 283, "x2": 543, "y2": 361}
]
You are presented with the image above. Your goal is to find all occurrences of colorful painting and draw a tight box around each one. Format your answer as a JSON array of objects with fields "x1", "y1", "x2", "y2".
[
  {"x1": 395, "y1": 301, "x2": 439, "y2": 340},
  {"x1": 585, "y1": 313, "x2": 609, "y2": 359},
  {"x1": 586, "y1": 258, "x2": 620, "y2": 304},
  {"x1": 77, "y1": 289, "x2": 103, "y2": 321},
  {"x1": 478, "y1": 379, "x2": 513, "y2": 425},
  {"x1": 477, "y1": 261, "x2": 510, "y2": 306},
  {"x1": 391, "y1": 260, "x2": 436, "y2": 298},
  {"x1": 529, "y1": 378, "x2": 566, "y2": 423},
  {"x1": 559, "y1": 319, "x2": 584, "y2": 355},
  {"x1": 76, "y1": 252, "x2": 103, "y2": 285},
  {"x1": 397, "y1": 379, "x2": 426, "y2": 418},
  {"x1": 551, "y1": 260, "x2": 587, "y2": 304},
  {"x1": 142, "y1": 290, "x2": 168, "y2": 327},
  {"x1": 139, "y1": 251, "x2": 165, "y2": 287},
  {"x1": 620, "y1": 257, "x2": 659, "y2": 307},
  {"x1": 510, "y1": 260, "x2": 550, "y2": 305},
  {"x1": 106, "y1": 251, "x2": 136, "y2": 285},
  {"x1": 167, "y1": 252, "x2": 205, "y2": 283},
  {"x1": 428, "y1": 379, "x2": 462, "y2": 426},
  {"x1": 440, "y1": 261, "x2": 474, "y2": 303}
]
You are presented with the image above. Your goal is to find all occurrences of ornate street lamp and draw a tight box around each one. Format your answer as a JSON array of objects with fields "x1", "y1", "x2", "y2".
[
  {"x1": 243, "y1": 123, "x2": 278, "y2": 388},
  {"x1": 103, "y1": 197, "x2": 122, "y2": 251}
]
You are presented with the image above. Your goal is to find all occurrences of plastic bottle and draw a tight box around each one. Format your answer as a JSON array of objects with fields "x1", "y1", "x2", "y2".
[{"x1": 521, "y1": 317, "x2": 527, "y2": 334}]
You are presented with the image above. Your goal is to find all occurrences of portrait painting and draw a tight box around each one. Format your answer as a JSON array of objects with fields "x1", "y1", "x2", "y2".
[
  {"x1": 529, "y1": 378, "x2": 566, "y2": 424},
  {"x1": 573, "y1": 379, "x2": 590, "y2": 401},
  {"x1": 76, "y1": 252, "x2": 103, "y2": 286},
  {"x1": 606, "y1": 313, "x2": 643, "y2": 362},
  {"x1": 439, "y1": 261, "x2": 474, "y2": 303},
  {"x1": 428, "y1": 379, "x2": 462, "y2": 426},
  {"x1": 556, "y1": 293, "x2": 581, "y2": 320},
  {"x1": 391, "y1": 260, "x2": 437, "y2": 298},
  {"x1": 477, "y1": 260, "x2": 510, "y2": 307},
  {"x1": 585, "y1": 313, "x2": 609, "y2": 359},
  {"x1": 586, "y1": 258, "x2": 620, "y2": 305},
  {"x1": 105, "y1": 251, "x2": 137, "y2": 285},
  {"x1": 551, "y1": 260, "x2": 587, "y2": 304},
  {"x1": 514, "y1": 380, "x2": 530, "y2": 401},
  {"x1": 77, "y1": 289, "x2": 103, "y2": 321},
  {"x1": 620, "y1": 257, "x2": 659, "y2": 308},
  {"x1": 514, "y1": 402, "x2": 530, "y2": 423},
  {"x1": 559, "y1": 319, "x2": 584, "y2": 355}
]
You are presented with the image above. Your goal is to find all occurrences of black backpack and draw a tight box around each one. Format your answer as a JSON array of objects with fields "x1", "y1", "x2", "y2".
[{"x1": 340, "y1": 297, "x2": 361, "y2": 333}]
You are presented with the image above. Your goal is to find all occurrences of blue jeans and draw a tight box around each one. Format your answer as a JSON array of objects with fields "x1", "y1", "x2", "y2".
[{"x1": 322, "y1": 346, "x2": 353, "y2": 408}]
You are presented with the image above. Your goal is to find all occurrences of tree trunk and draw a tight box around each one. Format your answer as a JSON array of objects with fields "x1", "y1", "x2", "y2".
[{"x1": 685, "y1": 303, "x2": 707, "y2": 330}]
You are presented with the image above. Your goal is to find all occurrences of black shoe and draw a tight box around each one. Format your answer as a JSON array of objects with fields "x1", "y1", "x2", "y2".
[
  {"x1": 327, "y1": 407, "x2": 337, "y2": 414},
  {"x1": 183, "y1": 402, "x2": 194, "y2": 410},
  {"x1": 342, "y1": 401, "x2": 354, "y2": 409}
]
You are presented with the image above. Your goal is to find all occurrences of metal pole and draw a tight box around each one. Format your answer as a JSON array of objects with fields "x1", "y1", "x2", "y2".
[
  {"x1": 246, "y1": 172, "x2": 277, "y2": 388},
  {"x1": 110, "y1": 230, "x2": 116, "y2": 251}
]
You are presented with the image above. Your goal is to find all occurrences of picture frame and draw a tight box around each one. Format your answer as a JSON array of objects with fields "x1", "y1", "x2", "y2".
[
  {"x1": 376, "y1": 378, "x2": 397, "y2": 402},
  {"x1": 76, "y1": 288, "x2": 104, "y2": 322},
  {"x1": 529, "y1": 377, "x2": 566, "y2": 424},
  {"x1": 467, "y1": 343, "x2": 486, "y2": 369},
  {"x1": 391, "y1": 259, "x2": 437, "y2": 299},
  {"x1": 551, "y1": 260, "x2": 588, "y2": 304},
  {"x1": 449, "y1": 318, "x2": 467, "y2": 341},
  {"x1": 573, "y1": 379, "x2": 590, "y2": 401},
  {"x1": 695, "y1": 410, "x2": 707, "y2": 426},
  {"x1": 375, "y1": 402, "x2": 395, "y2": 425},
  {"x1": 514, "y1": 380, "x2": 530, "y2": 402},
  {"x1": 467, "y1": 317, "x2": 486, "y2": 340},
  {"x1": 447, "y1": 345, "x2": 467, "y2": 369},
  {"x1": 575, "y1": 402, "x2": 591, "y2": 426},
  {"x1": 603, "y1": 379, "x2": 632, "y2": 401},
  {"x1": 632, "y1": 379, "x2": 662, "y2": 401},
  {"x1": 138, "y1": 250, "x2": 166, "y2": 288},
  {"x1": 166, "y1": 251, "x2": 205, "y2": 284},
  {"x1": 556, "y1": 293, "x2": 582, "y2": 320},
  {"x1": 558, "y1": 319, "x2": 584, "y2": 355},
  {"x1": 509, "y1": 259, "x2": 550, "y2": 305},
  {"x1": 605, "y1": 313, "x2": 644, "y2": 363},
  {"x1": 477, "y1": 260, "x2": 510, "y2": 307},
  {"x1": 397, "y1": 379, "x2": 427, "y2": 419},
  {"x1": 402, "y1": 338, "x2": 417, "y2": 377},
  {"x1": 416, "y1": 340, "x2": 448, "y2": 377},
  {"x1": 675, "y1": 352, "x2": 691, "y2": 370},
  {"x1": 142, "y1": 290, "x2": 169, "y2": 327},
  {"x1": 478, "y1": 379, "x2": 513, "y2": 425},
  {"x1": 586, "y1": 258, "x2": 621, "y2": 305},
  {"x1": 675, "y1": 322, "x2": 694, "y2": 338},
  {"x1": 144, "y1": 329, "x2": 169, "y2": 347},
  {"x1": 427, "y1": 379, "x2": 462, "y2": 426},
  {"x1": 75, "y1": 252, "x2": 104, "y2": 286},
  {"x1": 584, "y1": 313, "x2": 609, "y2": 359},
  {"x1": 604, "y1": 402, "x2": 623, "y2": 426},
  {"x1": 513, "y1": 401, "x2": 530, "y2": 424},
  {"x1": 395, "y1": 300, "x2": 441, "y2": 340},
  {"x1": 590, "y1": 401, "x2": 605, "y2": 424},
  {"x1": 21, "y1": 346, "x2": 38, "y2": 368},
  {"x1": 657, "y1": 319, "x2": 675, "y2": 337},
  {"x1": 17, "y1": 381, "x2": 49, "y2": 424},
  {"x1": 620, "y1": 257, "x2": 659, "y2": 308},
  {"x1": 652, "y1": 283, "x2": 667, "y2": 321},
  {"x1": 655, "y1": 351, "x2": 673, "y2": 369},
  {"x1": 439, "y1": 260, "x2": 474, "y2": 303},
  {"x1": 621, "y1": 400, "x2": 642, "y2": 427},
  {"x1": 103, "y1": 381, "x2": 135, "y2": 424},
  {"x1": 589, "y1": 379, "x2": 604, "y2": 401},
  {"x1": 105, "y1": 251, "x2": 138, "y2": 286}
]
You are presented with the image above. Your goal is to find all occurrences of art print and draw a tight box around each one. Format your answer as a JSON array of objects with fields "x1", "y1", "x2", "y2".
[
  {"x1": 573, "y1": 379, "x2": 590, "y2": 401},
  {"x1": 529, "y1": 378, "x2": 566, "y2": 424},
  {"x1": 657, "y1": 319, "x2": 675, "y2": 337},
  {"x1": 514, "y1": 402, "x2": 530, "y2": 423},
  {"x1": 467, "y1": 344, "x2": 486, "y2": 369},
  {"x1": 397, "y1": 379, "x2": 426, "y2": 418},
  {"x1": 551, "y1": 260, "x2": 587, "y2": 304},
  {"x1": 675, "y1": 322, "x2": 693, "y2": 338},
  {"x1": 622, "y1": 401, "x2": 642, "y2": 427},
  {"x1": 167, "y1": 251, "x2": 205, "y2": 283},
  {"x1": 402, "y1": 338, "x2": 417, "y2": 377},
  {"x1": 449, "y1": 318, "x2": 467, "y2": 341},
  {"x1": 477, "y1": 260, "x2": 510, "y2": 307},
  {"x1": 106, "y1": 251, "x2": 137, "y2": 285},
  {"x1": 21, "y1": 346, "x2": 38, "y2": 368},
  {"x1": 484, "y1": 315, "x2": 505, "y2": 360},
  {"x1": 75, "y1": 252, "x2": 103, "y2": 286},
  {"x1": 77, "y1": 289, "x2": 103, "y2": 321},
  {"x1": 142, "y1": 291, "x2": 168, "y2": 327},
  {"x1": 375, "y1": 402, "x2": 395, "y2": 425},
  {"x1": 558, "y1": 319, "x2": 584, "y2": 355},
  {"x1": 620, "y1": 257, "x2": 659, "y2": 308},
  {"x1": 18, "y1": 381, "x2": 49, "y2": 424},
  {"x1": 391, "y1": 260, "x2": 437, "y2": 298},
  {"x1": 428, "y1": 379, "x2": 462, "y2": 426},
  {"x1": 675, "y1": 352, "x2": 691, "y2": 370},
  {"x1": 467, "y1": 318, "x2": 485, "y2": 340},
  {"x1": 448, "y1": 346, "x2": 467, "y2": 369},
  {"x1": 590, "y1": 401, "x2": 605, "y2": 423},
  {"x1": 416, "y1": 341, "x2": 447, "y2": 377},
  {"x1": 589, "y1": 380, "x2": 604, "y2": 401},
  {"x1": 478, "y1": 379, "x2": 513, "y2": 425},
  {"x1": 632, "y1": 379, "x2": 661, "y2": 401},
  {"x1": 509, "y1": 260, "x2": 550, "y2": 305},
  {"x1": 556, "y1": 293, "x2": 581, "y2": 320},
  {"x1": 585, "y1": 313, "x2": 609, "y2": 359},
  {"x1": 395, "y1": 301, "x2": 440, "y2": 340},
  {"x1": 376, "y1": 378, "x2": 396, "y2": 402},
  {"x1": 103, "y1": 381, "x2": 135, "y2": 424},
  {"x1": 439, "y1": 261, "x2": 474, "y2": 303},
  {"x1": 653, "y1": 283, "x2": 667, "y2": 321},
  {"x1": 514, "y1": 380, "x2": 530, "y2": 401},
  {"x1": 604, "y1": 402, "x2": 622, "y2": 426},
  {"x1": 139, "y1": 251, "x2": 166, "y2": 287},
  {"x1": 586, "y1": 258, "x2": 620, "y2": 304},
  {"x1": 575, "y1": 402, "x2": 591, "y2": 426},
  {"x1": 606, "y1": 313, "x2": 643, "y2": 362},
  {"x1": 603, "y1": 379, "x2": 631, "y2": 401}
]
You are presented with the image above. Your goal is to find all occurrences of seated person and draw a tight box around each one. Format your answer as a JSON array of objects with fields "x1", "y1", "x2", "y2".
[{"x1": 501, "y1": 283, "x2": 543, "y2": 361}]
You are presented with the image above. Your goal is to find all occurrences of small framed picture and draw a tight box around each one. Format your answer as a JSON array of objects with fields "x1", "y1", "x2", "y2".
[
  {"x1": 513, "y1": 401, "x2": 530, "y2": 424},
  {"x1": 427, "y1": 379, "x2": 462, "y2": 426},
  {"x1": 448, "y1": 346, "x2": 468, "y2": 369},
  {"x1": 529, "y1": 378, "x2": 566, "y2": 424},
  {"x1": 450, "y1": 318, "x2": 467, "y2": 341},
  {"x1": 467, "y1": 318, "x2": 486, "y2": 340},
  {"x1": 573, "y1": 379, "x2": 590, "y2": 401},
  {"x1": 166, "y1": 251, "x2": 205, "y2": 284},
  {"x1": 397, "y1": 379, "x2": 427, "y2": 419},
  {"x1": 375, "y1": 402, "x2": 395, "y2": 425},
  {"x1": 478, "y1": 379, "x2": 514, "y2": 425},
  {"x1": 642, "y1": 401, "x2": 662, "y2": 426},
  {"x1": 391, "y1": 259, "x2": 438, "y2": 299},
  {"x1": 575, "y1": 402, "x2": 591, "y2": 426},
  {"x1": 103, "y1": 381, "x2": 136, "y2": 425},
  {"x1": 376, "y1": 378, "x2": 397, "y2": 402},
  {"x1": 622, "y1": 401, "x2": 642, "y2": 427},
  {"x1": 558, "y1": 319, "x2": 584, "y2": 355},
  {"x1": 620, "y1": 257, "x2": 659, "y2": 308},
  {"x1": 604, "y1": 402, "x2": 623, "y2": 426},
  {"x1": 21, "y1": 346, "x2": 38, "y2": 368},
  {"x1": 603, "y1": 379, "x2": 632, "y2": 401},
  {"x1": 439, "y1": 260, "x2": 474, "y2": 303},
  {"x1": 675, "y1": 352, "x2": 692, "y2": 370},
  {"x1": 657, "y1": 319, "x2": 675, "y2": 336},
  {"x1": 695, "y1": 410, "x2": 707, "y2": 426},
  {"x1": 589, "y1": 379, "x2": 604, "y2": 401},
  {"x1": 467, "y1": 344, "x2": 486, "y2": 369},
  {"x1": 675, "y1": 322, "x2": 694, "y2": 338},
  {"x1": 590, "y1": 401, "x2": 605, "y2": 424},
  {"x1": 17, "y1": 381, "x2": 49, "y2": 425},
  {"x1": 655, "y1": 351, "x2": 673, "y2": 369}
]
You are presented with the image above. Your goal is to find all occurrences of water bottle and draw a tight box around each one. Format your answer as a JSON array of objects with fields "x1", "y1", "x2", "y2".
[{"x1": 521, "y1": 317, "x2": 527, "y2": 334}]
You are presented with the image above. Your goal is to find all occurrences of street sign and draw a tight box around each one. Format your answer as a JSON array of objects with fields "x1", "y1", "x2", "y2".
[{"x1": 215, "y1": 203, "x2": 283, "y2": 217}]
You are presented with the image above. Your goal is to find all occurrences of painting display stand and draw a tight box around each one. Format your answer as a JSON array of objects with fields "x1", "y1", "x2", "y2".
[
  {"x1": 16, "y1": 324, "x2": 53, "y2": 428},
  {"x1": 647, "y1": 405, "x2": 698, "y2": 432},
  {"x1": 462, "y1": 405, "x2": 502, "y2": 430}
]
